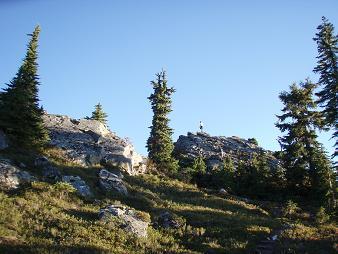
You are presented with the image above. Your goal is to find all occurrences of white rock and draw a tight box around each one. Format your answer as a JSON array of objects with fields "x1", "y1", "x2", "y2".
[
  {"x1": 271, "y1": 235, "x2": 278, "y2": 241},
  {"x1": 0, "y1": 160, "x2": 35, "y2": 190},
  {"x1": 78, "y1": 118, "x2": 110, "y2": 137},
  {"x1": 99, "y1": 204, "x2": 149, "y2": 238},
  {"x1": 62, "y1": 175, "x2": 92, "y2": 197}
]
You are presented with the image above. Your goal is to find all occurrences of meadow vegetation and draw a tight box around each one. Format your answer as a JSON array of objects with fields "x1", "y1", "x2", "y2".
[{"x1": 0, "y1": 149, "x2": 336, "y2": 253}]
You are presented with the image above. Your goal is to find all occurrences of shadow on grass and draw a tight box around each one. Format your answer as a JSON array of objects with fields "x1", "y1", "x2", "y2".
[
  {"x1": 65, "y1": 208, "x2": 98, "y2": 222},
  {"x1": 276, "y1": 237, "x2": 337, "y2": 254},
  {"x1": 125, "y1": 174, "x2": 271, "y2": 217},
  {"x1": 0, "y1": 241, "x2": 110, "y2": 254},
  {"x1": 108, "y1": 174, "x2": 282, "y2": 254}
]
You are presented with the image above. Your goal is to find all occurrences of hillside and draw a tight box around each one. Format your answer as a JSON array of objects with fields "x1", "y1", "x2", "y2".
[
  {"x1": 0, "y1": 117, "x2": 336, "y2": 254},
  {"x1": 1, "y1": 6, "x2": 337, "y2": 254}
]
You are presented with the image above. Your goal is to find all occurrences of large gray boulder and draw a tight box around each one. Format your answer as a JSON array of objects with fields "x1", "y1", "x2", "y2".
[
  {"x1": 0, "y1": 160, "x2": 35, "y2": 190},
  {"x1": 99, "y1": 204, "x2": 150, "y2": 238},
  {"x1": 0, "y1": 130, "x2": 8, "y2": 150},
  {"x1": 98, "y1": 169, "x2": 128, "y2": 195},
  {"x1": 62, "y1": 175, "x2": 92, "y2": 197},
  {"x1": 43, "y1": 114, "x2": 146, "y2": 175},
  {"x1": 174, "y1": 132, "x2": 280, "y2": 169}
]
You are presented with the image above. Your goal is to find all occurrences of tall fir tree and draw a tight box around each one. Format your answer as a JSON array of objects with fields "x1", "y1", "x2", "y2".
[
  {"x1": 90, "y1": 103, "x2": 108, "y2": 124},
  {"x1": 276, "y1": 80, "x2": 335, "y2": 205},
  {"x1": 147, "y1": 70, "x2": 178, "y2": 172},
  {"x1": 0, "y1": 26, "x2": 49, "y2": 151},
  {"x1": 313, "y1": 17, "x2": 338, "y2": 160}
]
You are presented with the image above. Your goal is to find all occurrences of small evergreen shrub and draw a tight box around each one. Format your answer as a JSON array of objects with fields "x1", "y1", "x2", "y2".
[
  {"x1": 248, "y1": 138, "x2": 258, "y2": 146},
  {"x1": 175, "y1": 167, "x2": 195, "y2": 183},
  {"x1": 283, "y1": 200, "x2": 300, "y2": 218},
  {"x1": 135, "y1": 211, "x2": 151, "y2": 223},
  {"x1": 192, "y1": 156, "x2": 206, "y2": 174},
  {"x1": 315, "y1": 207, "x2": 330, "y2": 224},
  {"x1": 210, "y1": 155, "x2": 235, "y2": 191},
  {"x1": 51, "y1": 182, "x2": 76, "y2": 199},
  {"x1": 89, "y1": 103, "x2": 108, "y2": 124}
]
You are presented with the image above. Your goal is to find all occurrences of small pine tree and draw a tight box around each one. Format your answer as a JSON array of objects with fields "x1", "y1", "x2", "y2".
[
  {"x1": 147, "y1": 70, "x2": 178, "y2": 172},
  {"x1": 283, "y1": 200, "x2": 299, "y2": 218},
  {"x1": 212, "y1": 155, "x2": 235, "y2": 190},
  {"x1": 192, "y1": 156, "x2": 207, "y2": 174},
  {"x1": 0, "y1": 26, "x2": 49, "y2": 151},
  {"x1": 248, "y1": 138, "x2": 258, "y2": 146},
  {"x1": 234, "y1": 153, "x2": 271, "y2": 198},
  {"x1": 90, "y1": 103, "x2": 108, "y2": 124},
  {"x1": 313, "y1": 17, "x2": 338, "y2": 160},
  {"x1": 315, "y1": 206, "x2": 330, "y2": 224},
  {"x1": 222, "y1": 155, "x2": 235, "y2": 173}
]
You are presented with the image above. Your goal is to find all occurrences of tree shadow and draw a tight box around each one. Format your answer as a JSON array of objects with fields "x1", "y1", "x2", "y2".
[
  {"x1": 112, "y1": 174, "x2": 282, "y2": 253},
  {"x1": 65, "y1": 208, "x2": 98, "y2": 222},
  {"x1": 125, "y1": 175, "x2": 270, "y2": 217},
  {"x1": 276, "y1": 237, "x2": 337, "y2": 254},
  {"x1": 0, "y1": 240, "x2": 110, "y2": 254}
]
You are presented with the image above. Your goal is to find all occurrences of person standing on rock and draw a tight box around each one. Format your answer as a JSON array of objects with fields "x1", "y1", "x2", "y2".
[
  {"x1": 220, "y1": 147, "x2": 225, "y2": 159},
  {"x1": 199, "y1": 121, "x2": 204, "y2": 133}
]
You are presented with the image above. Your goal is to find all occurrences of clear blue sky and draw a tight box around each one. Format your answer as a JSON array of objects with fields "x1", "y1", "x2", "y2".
[{"x1": 0, "y1": 0, "x2": 337, "y2": 156}]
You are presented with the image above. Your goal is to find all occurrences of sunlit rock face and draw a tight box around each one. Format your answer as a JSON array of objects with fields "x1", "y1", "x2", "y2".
[{"x1": 43, "y1": 114, "x2": 146, "y2": 175}]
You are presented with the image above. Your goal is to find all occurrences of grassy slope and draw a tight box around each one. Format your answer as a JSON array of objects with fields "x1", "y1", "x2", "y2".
[{"x1": 0, "y1": 149, "x2": 336, "y2": 253}]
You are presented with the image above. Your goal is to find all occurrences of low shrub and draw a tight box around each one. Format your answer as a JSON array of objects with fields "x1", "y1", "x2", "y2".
[
  {"x1": 315, "y1": 206, "x2": 330, "y2": 224},
  {"x1": 282, "y1": 200, "x2": 300, "y2": 218}
]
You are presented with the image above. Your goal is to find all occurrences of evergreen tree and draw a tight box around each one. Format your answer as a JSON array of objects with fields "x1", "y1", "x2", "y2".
[
  {"x1": 211, "y1": 155, "x2": 235, "y2": 191},
  {"x1": 0, "y1": 26, "x2": 49, "y2": 151},
  {"x1": 192, "y1": 156, "x2": 207, "y2": 174},
  {"x1": 313, "y1": 17, "x2": 338, "y2": 160},
  {"x1": 248, "y1": 138, "x2": 258, "y2": 146},
  {"x1": 276, "y1": 80, "x2": 335, "y2": 204},
  {"x1": 147, "y1": 70, "x2": 178, "y2": 172},
  {"x1": 90, "y1": 103, "x2": 108, "y2": 124},
  {"x1": 233, "y1": 153, "x2": 271, "y2": 198}
]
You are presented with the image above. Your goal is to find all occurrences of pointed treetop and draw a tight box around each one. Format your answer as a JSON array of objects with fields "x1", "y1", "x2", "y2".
[{"x1": 90, "y1": 103, "x2": 108, "y2": 124}]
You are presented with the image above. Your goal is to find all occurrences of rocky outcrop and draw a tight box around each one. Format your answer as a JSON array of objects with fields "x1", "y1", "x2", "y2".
[
  {"x1": 98, "y1": 169, "x2": 128, "y2": 195},
  {"x1": 43, "y1": 114, "x2": 146, "y2": 175},
  {"x1": 0, "y1": 160, "x2": 35, "y2": 190},
  {"x1": 174, "y1": 132, "x2": 280, "y2": 169},
  {"x1": 0, "y1": 130, "x2": 8, "y2": 150},
  {"x1": 62, "y1": 175, "x2": 92, "y2": 197},
  {"x1": 155, "y1": 211, "x2": 186, "y2": 229},
  {"x1": 98, "y1": 204, "x2": 149, "y2": 238}
]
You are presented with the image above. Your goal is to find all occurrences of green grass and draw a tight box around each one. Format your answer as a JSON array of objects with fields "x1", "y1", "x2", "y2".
[
  {"x1": 0, "y1": 149, "x2": 336, "y2": 253},
  {"x1": 276, "y1": 222, "x2": 337, "y2": 253}
]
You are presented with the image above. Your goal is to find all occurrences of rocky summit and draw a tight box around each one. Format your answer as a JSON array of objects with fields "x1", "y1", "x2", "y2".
[
  {"x1": 43, "y1": 114, "x2": 146, "y2": 175},
  {"x1": 174, "y1": 132, "x2": 280, "y2": 169}
]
